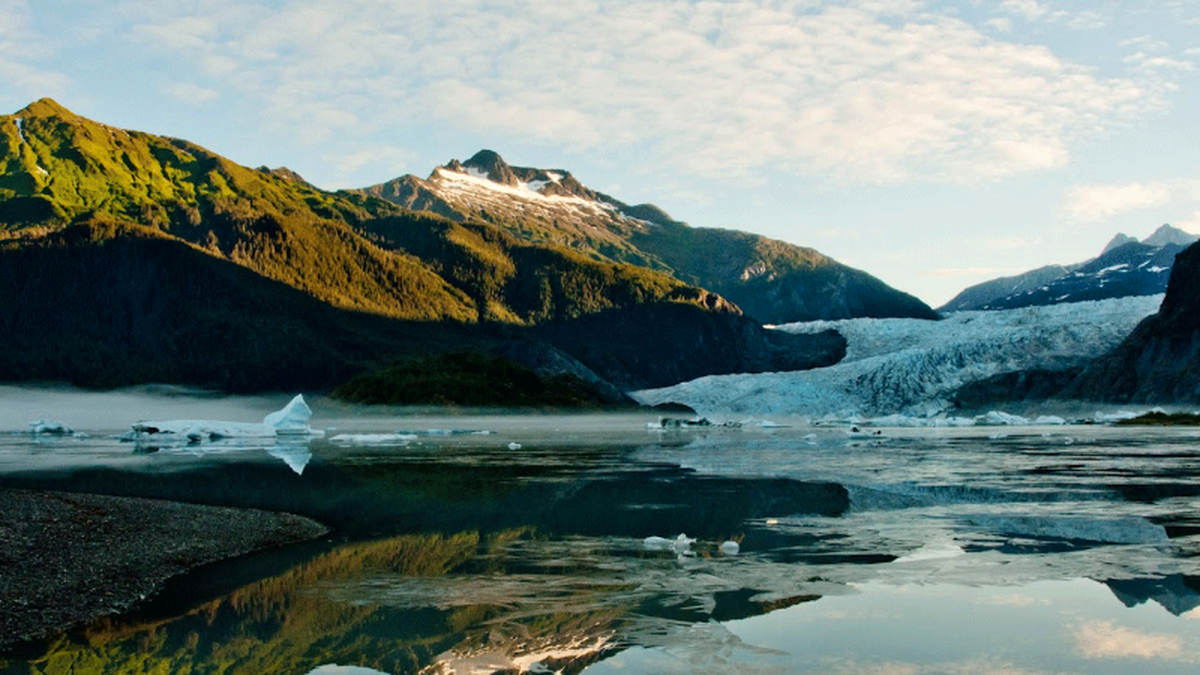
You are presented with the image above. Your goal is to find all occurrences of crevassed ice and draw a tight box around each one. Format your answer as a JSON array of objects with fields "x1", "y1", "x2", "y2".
[{"x1": 633, "y1": 296, "x2": 1163, "y2": 418}]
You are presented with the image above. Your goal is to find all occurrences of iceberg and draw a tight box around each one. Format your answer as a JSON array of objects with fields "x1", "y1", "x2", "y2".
[
  {"x1": 130, "y1": 394, "x2": 321, "y2": 443},
  {"x1": 28, "y1": 419, "x2": 73, "y2": 435}
]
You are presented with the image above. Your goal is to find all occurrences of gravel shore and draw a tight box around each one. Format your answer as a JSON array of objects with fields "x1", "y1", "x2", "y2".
[{"x1": 0, "y1": 488, "x2": 328, "y2": 649}]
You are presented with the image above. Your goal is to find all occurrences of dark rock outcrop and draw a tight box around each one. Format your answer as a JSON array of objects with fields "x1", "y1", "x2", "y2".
[{"x1": 1062, "y1": 241, "x2": 1200, "y2": 403}]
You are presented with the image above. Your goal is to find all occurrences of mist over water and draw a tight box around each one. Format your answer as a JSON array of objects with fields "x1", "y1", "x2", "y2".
[{"x1": 2, "y1": 388, "x2": 1200, "y2": 674}]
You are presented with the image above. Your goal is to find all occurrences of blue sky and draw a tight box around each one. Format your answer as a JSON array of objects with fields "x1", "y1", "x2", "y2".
[{"x1": 2, "y1": 1, "x2": 1198, "y2": 306}]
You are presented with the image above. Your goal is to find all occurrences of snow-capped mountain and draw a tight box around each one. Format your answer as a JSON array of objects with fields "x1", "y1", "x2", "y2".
[
  {"x1": 360, "y1": 151, "x2": 937, "y2": 324},
  {"x1": 940, "y1": 225, "x2": 1197, "y2": 312},
  {"x1": 631, "y1": 295, "x2": 1163, "y2": 419}
]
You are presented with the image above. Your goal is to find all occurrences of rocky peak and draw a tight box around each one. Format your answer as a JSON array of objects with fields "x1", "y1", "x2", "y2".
[
  {"x1": 460, "y1": 149, "x2": 520, "y2": 187},
  {"x1": 1102, "y1": 233, "x2": 1138, "y2": 255},
  {"x1": 1143, "y1": 223, "x2": 1198, "y2": 249}
]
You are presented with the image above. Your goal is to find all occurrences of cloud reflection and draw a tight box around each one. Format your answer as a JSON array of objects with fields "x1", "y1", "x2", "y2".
[{"x1": 1074, "y1": 620, "x2": 1189, "y2": 661}]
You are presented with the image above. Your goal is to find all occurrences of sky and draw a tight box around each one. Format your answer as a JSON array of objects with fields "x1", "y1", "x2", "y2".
[{"x1": 2, "y1": 0, "x2": 1198, "y2": 307}]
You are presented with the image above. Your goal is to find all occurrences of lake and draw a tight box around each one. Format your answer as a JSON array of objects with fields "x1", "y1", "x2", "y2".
[{"x1": 1, "y1": 387, "x2": 1199, "y2": 674}]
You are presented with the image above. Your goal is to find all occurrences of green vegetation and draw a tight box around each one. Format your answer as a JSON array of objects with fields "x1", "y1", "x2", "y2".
[
  {"x1": 331, "y1": 353, "x2": 627, "y2": 408},
  {"x1": 0, "y1": 99, "x2": 848, "y2": 395},
  {"x1": 1114, "y1": 411, "x2": 1200, "y2": 426}
]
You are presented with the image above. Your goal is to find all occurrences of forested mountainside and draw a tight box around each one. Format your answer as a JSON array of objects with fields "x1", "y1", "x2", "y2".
[
  {"x1": 360, "y1": 150, "x2": 937, "y2": 324},
  {"x1": 0, "y1": 99, "x2": 841, "y2": 394}
]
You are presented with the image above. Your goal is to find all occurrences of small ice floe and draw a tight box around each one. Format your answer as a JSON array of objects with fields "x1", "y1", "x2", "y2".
[
  {"x1": 28, "y1": 419, "x2": 73, "y2": 435},
  {"x1": 977, "y1": 411, "x2": 1030, "y2": 426},
  {"x1": 129, "y1": 394, "x2": 322, "y2": 443},
  {"x1": 507, "y1": 442, "x2": 522, "y2": 450},
  {"x1": 651, "y1": 417, "x2": 743, "y2": 430},
  {"x1": 720, "y1": 540, "x2": 741, "y2": 556},
  {"x1": 328, "y1": 433, "x2": 418, "y2": 445},
  {"x1": 644, "y1": 533, "x2": 695, "y2": 557},
  {"x1": 395, "y1": 428, "x2": 493, "y2": 436}
]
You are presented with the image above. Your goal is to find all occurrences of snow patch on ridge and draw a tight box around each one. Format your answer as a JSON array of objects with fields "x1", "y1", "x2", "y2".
[
  {"x1": 436, "y1": 166, "x2": 613, "y2": 212},
  {"x1": 633, "y1": 296, "x2": 1163, "y2": 419}
]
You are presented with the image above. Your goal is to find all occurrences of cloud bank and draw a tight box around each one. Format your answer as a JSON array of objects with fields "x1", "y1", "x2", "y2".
[{"x1": 117, "y1": 0, "x2": 1172, "y2": 186}]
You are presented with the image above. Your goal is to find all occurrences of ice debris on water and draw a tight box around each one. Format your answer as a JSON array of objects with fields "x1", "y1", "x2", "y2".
[
  {"x1": 28, "y1": 419, "x2": 72, "y2": 435},
  {"x1": 329, "y1": 433, "x2": 419, "y2": 445},
  {"x1": 129, "y1": 394, "x2": 322, "y2": 443},
  {"x1": 720, "y1": 540, "x2": 741, "y2": 555},
  {"x1": 644, "y1": 534, "x2": 696, "y2": 557},
  {"x1": 507, "y1": 442, "x2": 522, "y2": 450}
]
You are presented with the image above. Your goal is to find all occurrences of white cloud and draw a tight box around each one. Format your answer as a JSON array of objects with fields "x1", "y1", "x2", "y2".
[
  {"x1": 325, "y1": 145, "x2": 415, "y2": 186},
  {"x1": 119, "y1": 1, "x2": 1168, "y2": 186},
  {"x1": 164, "y1": 82, "x2": 219, "y2": 103},
  {"x1": 999, "y1": 0, "x2": 1049, "y2": 21},
  {"x1": 1065, "y1": 179, "x2": 1200, "y2": 221},
  {"x1": 0, "y1": 0, "x2": 71, "y2": 102}
]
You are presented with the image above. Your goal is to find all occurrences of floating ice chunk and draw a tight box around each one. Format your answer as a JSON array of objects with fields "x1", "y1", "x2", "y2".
[
  {"x1": 720, "y1": 540, "x2": 740, "y2": 555},
  {"x1": 643, "y1": 534, "x2": 695, "y2": 556},
  {"x1": 131, "y1": 394, "x2": 321, "y2": 442},
  {"x1": 1033, "y1": 415, "x2": 1067, "y2": 425},
  {"x1": 329, "y1": 433, "x2": 418, "y2": 445},
  {"x1": 977, "y1": 411, "x2": 1030, "y2": 426},
  {"x1": 263, "y1": 394, "x2": 312, "y2": 431},
  {"x1": 29, "y1": 419, "x2": 72, "y2": 435},
  {"x1": 643, "y1": 536, "x2": 674, "y2": 550},
  {"x1": 507, "y1": 442, "x2": 522, "y2": 450},
  {"x1": 396, "y1": 428, "x2": 492, "y2": 436}
]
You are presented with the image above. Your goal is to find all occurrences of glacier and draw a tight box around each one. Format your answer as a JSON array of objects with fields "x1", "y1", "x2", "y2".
[{"x1": 631, "y1": 296, "x2": 1163, "y2": 419}]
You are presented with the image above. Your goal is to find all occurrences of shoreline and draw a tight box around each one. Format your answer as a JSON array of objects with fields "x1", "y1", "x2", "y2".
[{"x1": 0, "y1": 488, "x2": 328, "y2": 650}]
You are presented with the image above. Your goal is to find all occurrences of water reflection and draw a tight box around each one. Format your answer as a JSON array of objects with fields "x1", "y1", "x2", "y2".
[{"x1": 3, "y1": 410, "x2": 1200, "y2": 673}]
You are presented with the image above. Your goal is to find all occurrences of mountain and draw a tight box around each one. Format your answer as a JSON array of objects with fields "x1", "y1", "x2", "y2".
[
  {"x1": 0, "y1": 99, "x2": 841, "y2": 394},
  {"x1": 1061, "y1": 240, "x2": 1200, "y2": 404},
  {"x1": 360, "y1": 150, "x2": 938, "y2": 324},
  {"x1": 940, "y1": 225, "x2": 1198, "y2": 312}
]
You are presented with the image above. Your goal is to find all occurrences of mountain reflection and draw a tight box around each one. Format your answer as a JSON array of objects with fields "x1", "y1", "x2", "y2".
[{"x1": 5, "y1": 530, "x2": 831, "y2": 675}]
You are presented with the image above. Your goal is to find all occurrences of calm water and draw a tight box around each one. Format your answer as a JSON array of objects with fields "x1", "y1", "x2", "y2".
[{"x1": 2, "y1": 388, "x2": 1200, "y2": 674}]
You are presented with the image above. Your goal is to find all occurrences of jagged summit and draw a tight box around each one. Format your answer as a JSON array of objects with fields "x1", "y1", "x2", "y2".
[
  {"x1": 458, "y1": 149, "x2": 519, "y2": 186},
  {"x1": 439, "y1": 149, "x2": 600, "y2": 202}
]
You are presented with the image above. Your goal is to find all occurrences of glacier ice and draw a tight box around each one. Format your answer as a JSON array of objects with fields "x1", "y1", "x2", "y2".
[
  {"x1": 130, "y1": 394, "x2": 321, "y2": 442},
  {"x1": 632, "y1": 296, "x2": 1162, "y2": 418}
]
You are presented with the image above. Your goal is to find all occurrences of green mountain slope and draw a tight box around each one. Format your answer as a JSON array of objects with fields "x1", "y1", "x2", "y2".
[
  {"x1": 0, "y1": 100, "x2": 843, "y2": 393},
  {"x1": 361, "y1": 150, "x2": 938, "y2": 323}
]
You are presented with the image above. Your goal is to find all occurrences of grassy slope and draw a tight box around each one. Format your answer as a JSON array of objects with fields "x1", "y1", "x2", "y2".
[{"x1": 1, "y1": 99, "x2": 837, "y2": 395}]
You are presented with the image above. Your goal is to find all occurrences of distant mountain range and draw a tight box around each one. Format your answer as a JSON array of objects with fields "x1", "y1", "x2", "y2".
[
  {"x1": 940, "y1": 224, "x2": 1197, "y2": 312},
  {"x1": 0, "y1": 99, "x2": 851, "y2": 396},
  {"x1": 360, "y1": 150, "x2": 937, "y2": 324}
]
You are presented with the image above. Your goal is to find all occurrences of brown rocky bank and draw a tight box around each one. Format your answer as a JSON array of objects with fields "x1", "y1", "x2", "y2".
[{"x1": 0, "y1": 488, "x2": 327, "y2": 649}]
